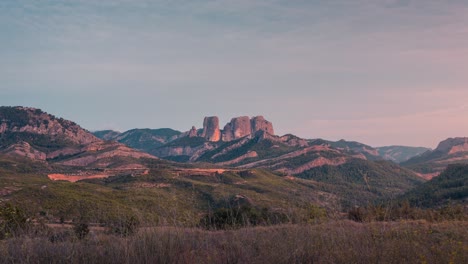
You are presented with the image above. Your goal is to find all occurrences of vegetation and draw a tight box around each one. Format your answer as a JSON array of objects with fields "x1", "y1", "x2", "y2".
[
  {"x1": 162, "y1": 136, "x2": 207, "y2": 148},
  {"x1": 376, "y1": 145, "x2": 430, "y2": 163},
  {"x1": 401, "y1": 164, "x2": 468, "y2": 207},
  {"x1": 347, "y1": 202, "x2": 466, "y2": 222},
  {"x1": 0, "y1": 203, "x2": 29, "y2": 239},
  {"x1": 197, "y1": 136, "x2": 299, "y2": 164},
  {"x1": 114, "y1": 128, "x2": 182, "y2": 151},
  {"x1": 200, "y1": 204, "x2": 289, "y2": 230},
  {"x1": 0, "y1": 220, "x2": 466, "y2": 264},
  {"x1": 0, "y1": 153, "x2": 466, "y2": 263},
  {"x1": 296, "y1": 159, "x2": 425, "y2": 208}
]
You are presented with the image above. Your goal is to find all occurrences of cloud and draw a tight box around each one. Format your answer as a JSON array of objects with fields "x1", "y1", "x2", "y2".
[{"x1": 1, "y1": 0, "x2": 467, "y2": 147}]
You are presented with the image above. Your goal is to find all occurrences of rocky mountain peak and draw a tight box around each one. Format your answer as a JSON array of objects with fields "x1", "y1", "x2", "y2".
[
  {"x1": 222, "y1": 116, "x2": 275, "y2": 141},
  {"x1": 435, "y1": 137, "x2": 468, "y2": 154},
  {"x1": 188, "y1": 126, "x2": 198, "y2": 138},
  {"x1": 227, "y1": 116, "x2": 252, "y2": 139},
  {"x1": 0, "y1": 106, "x2": 99, "y2": 145},
  {"x1": 201, "y1": 116, "x2": 221, "y2": 142},
  {"x1": 251, "y1": 116, "x2": 274, "y2": 135}
]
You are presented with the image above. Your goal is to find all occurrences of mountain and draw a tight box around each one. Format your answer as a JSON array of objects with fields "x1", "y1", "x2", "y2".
[
  {"x1": 93, "y1": 128, "x2": 183, "y2": 152},
  {"x1": 311, "y1": 139, "x2": 381, "y2": 160},
  {"x1": 311, "y1": 140, "x2": 429, "y2": 163},
  {"x1": 92, "y1": 130, "x2": 121, "y2": 140},
  {"x1": 0, "y1": 107, "x2": 425, "y2": 210},
  {"x1": 295, "y1": 159, "x2": 425, "y2": 207},
  {"x1": 400, "y1": 164, "x2": 468, "y2": 207},
  {"x1": 376, "y1": 146, "x2": 431, "y2": 163},
  {"x1": 150, "y1": 128, "x2": 424, "y2": 207},
  {"x1": 0, "y1": 106, "x2": 157, "y2": 171},
  {"x1": 402, "y1": 137, "x2": 468, "y2": 179}
]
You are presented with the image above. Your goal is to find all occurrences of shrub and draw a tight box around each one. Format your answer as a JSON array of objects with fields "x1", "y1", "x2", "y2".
[
  {"x1": 73, "y1": 222, "x2": 89, "y2": 240},
  {"x1": 108, "y1": 215, "x2": 140, "y2": 237},
  {"x1": 200, "y1": 205, "x2": 288, "y2": 230},
  {"x1": 348, "y1": 207, "x2": 365, "y2": 222},
  {"x1": 0, "y1": 203, "x2": 29, "y2": 239}
]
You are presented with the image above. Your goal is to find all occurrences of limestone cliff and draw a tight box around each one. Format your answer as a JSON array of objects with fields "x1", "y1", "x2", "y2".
[
  {"x1": 251, "y1": 116, "x2": 274, "y2": 135},
  {"x1": 188, "y1": 126, "x2": 198, "y2": 138},
  {"x1": 201, "y1": 116, "x2": 221, "y2": 142},
  {"x1": 222, "y1": 116, "x2": 275, "y2": 141}
]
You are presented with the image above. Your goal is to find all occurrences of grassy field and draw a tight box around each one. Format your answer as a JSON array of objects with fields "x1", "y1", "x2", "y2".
[
  {"x1": 1, "y1": 156, "x2": 467, "y2": 263},
  {"x1": 0, "y1": 220, "x2": 466, "y2": 264}
]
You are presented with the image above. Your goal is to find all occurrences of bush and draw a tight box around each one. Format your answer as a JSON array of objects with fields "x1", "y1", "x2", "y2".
[
  {"x1": 0, "y1": 203, "x2": 29, "y2": 239},
  {"x1": 200, "y1": 205, "x2": 288, "y2": 230},
  {"x1": 348, "y1": 207, "x2": 365, "y2": 222},
  {"x1": 73, "y1": 222, "x2": 89, "y2": 240},
  {"x1": 107, "y1": 215, "x2": 140, "y2": 237},
  {"x1": 347, "y1": 202, "x2": 468, "y2": 222}
]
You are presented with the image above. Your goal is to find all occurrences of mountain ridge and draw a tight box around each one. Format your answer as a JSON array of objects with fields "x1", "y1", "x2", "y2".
[
  {"x1": 402, "y1": 137, "x2": 468, "y2": 179},
  {"x1": 0, "y1": 106, "x2": 158, "y2": 172}
]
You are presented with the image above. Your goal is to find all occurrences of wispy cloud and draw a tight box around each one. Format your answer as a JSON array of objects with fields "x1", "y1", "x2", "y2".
[{"x1": 1, "y1": 0, "x2": 467, "y2": 147}]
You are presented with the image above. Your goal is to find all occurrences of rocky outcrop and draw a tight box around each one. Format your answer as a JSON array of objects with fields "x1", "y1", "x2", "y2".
[
  {"x1": 251, "y1": 116, "x2": 274, "y2": 135},
  {"x1": 436, "y1": 138, "x2": 468, "y2": 154},
  {"x1": 188, "y1": 126, "x2": 198, "y2": 138},
  {"x1": 201, "y1": 117, "x2": 221, "y2": 142},
  {"x1": 222, "y1": 116, "x2": 275, "y2": 141},
  {"x1": 231, "y1": 116, "x2": 252, "y2": 139},
  {"x1": 0, "y1": 106, "x2": 99, "y2": 145},
  {"x1": 0, "y1": 106, "x2": 160, "y2": 169}
]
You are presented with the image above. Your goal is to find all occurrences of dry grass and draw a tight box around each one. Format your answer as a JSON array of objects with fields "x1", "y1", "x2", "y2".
[{"x1": 1, "y1": 220, "x2": 467, "y2": 264}]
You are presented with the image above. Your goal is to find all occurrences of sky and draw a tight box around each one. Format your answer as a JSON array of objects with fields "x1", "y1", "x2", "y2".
[{"x1": 1, "y1": 0, "x2": 467, "y2": 148}]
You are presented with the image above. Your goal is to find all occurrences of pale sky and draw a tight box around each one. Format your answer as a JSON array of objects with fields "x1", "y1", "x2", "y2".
[{"x1": 1, "y1": 0, "x2": 467, "y2": 148}]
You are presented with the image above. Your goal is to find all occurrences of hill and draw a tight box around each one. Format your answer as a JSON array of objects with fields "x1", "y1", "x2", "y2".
[
  {"x1": 402, "y1": 137, "x2": 468, "y2": 179},
  {"x1": 0, "y1": 154, "x2": 342, "y2": 225},
  {"x1": 0, "y1": 106, "x2": 158, "y2": 173},
  {"x1": 92, "y1": 130, "x2": 121, "y2": 140},
  {"x1": 400, "y1": 164, "x2": 468, "y2": 207},
  {"x1": 376, "y1": 145, "x2": 431, "y2": 163},
  {"x1": 95, "y1": 128, "x2": 183, "y2": 152},
  {"x1": 0, "y1": 107, "x2": 426, "y2": 219}
]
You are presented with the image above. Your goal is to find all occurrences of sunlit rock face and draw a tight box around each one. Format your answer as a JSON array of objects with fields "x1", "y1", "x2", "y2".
[
  {"x1": 436, "y1": 137, "x2": 468, "y2": 154},
  {"x1": 222, "y1": 116, "x2": 275, "y2": 141},
  {"x1": 251, "y1": 116, "x2": 274, "y2": 135},
  {"x1": 222, "y1": 116, "x2": 251, "y2": 141},
  {"x1": 201, "y1": 116, "x2": 221, "y2": 142}
]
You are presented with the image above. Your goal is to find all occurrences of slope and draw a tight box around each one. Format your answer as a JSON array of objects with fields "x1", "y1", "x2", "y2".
[{"x1": 400, "y1": 164, "x2": 468, "y2": 207}]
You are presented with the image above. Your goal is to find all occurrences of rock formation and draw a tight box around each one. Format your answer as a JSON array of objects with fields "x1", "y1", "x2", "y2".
[
  {"x1": 0, "y1": 106, "x2": 98, "y2": 145},
  {"x1": 0, "y1": 106, "x2": 159, "y2": 168},
  {"x1": 188, "y1": 126, "x2": 198, "y2": 138},
  {"x1": 222, "y1": 116, "x2": 252, "y2": 141},
  {"x1": 436, "y1": 137, "x2": 468, "y2": 154},
  {"x1": 201, "y1": 116, "x2": 221, "y2": 142},
  {"x1": 222, "y1": 116, "x2": 275, "y2": 141},
  {"x1": 251, "y1": 116, "x2": 274, "y2": 135}
]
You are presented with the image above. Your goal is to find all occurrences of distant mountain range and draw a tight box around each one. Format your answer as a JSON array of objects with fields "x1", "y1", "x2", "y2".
[
  {"x1": 1, "y1": 106, "x2": 466, "y2": 213},
  {"x1": 93, "y1": 116, "x2": 430, "y2": 165}
]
